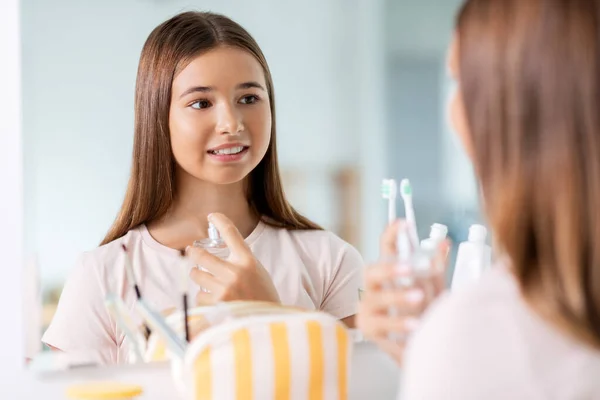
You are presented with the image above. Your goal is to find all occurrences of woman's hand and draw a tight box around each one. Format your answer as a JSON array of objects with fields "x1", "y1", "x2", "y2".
[
  {"x1": 187, "y1": 213, "x2": 280, "y2": 305},
  {"x1": 356, "y1": 220, "x2": 450, "y2": 364}
]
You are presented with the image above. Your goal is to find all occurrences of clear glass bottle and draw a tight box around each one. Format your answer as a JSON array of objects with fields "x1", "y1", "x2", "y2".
[
  {"x1": 193, "y1": 222, "x2": 229, "y2": 293},
  {"x1": 193, "y1": 222, "x2": 227, "y2": 251}
]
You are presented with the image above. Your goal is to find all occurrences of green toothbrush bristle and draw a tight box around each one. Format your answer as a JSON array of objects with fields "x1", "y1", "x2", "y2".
[
  {"x1": 381, "y1": 180, "x2": 396, "y2": 198},
  {"x1": 401, "y1": 180, "x2": 412, "y2": 195}
]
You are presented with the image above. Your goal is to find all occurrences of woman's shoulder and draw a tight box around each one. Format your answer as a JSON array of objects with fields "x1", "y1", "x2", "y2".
[
  {"x1": 72, "y1": 226, "x2": 146, "y2": 275},
  {"x1": 405, "y1": 270, "x2": 507, "y2": 347},
  {"x1": 413, "y1": 267, "x2": 520, "y2": 347},
  {"x1": 261, "y1": 223, "x2": 364, "y2": 265},
  {"x1": 400, "y1": 268, "x2": 533, "y2": 399},
  {"x1": 258, "y1": 223, "x2": 364, "y2": 317},
  {"x1": 403, "y1": 267, "x2": 600, "y2": 399},
  {"x1": 434, "y1": 266, "x2": 518, "y2": 314},
  {"x1": 446, "y1": 268, "x2": 517, "y2": 323}
]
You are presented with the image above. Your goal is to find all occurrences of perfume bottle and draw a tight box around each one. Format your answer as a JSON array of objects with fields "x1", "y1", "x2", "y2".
[
  {"x1": 193, "y1": 222, "x2": 227, "y2": 251},
  {"x1": 193, "y1": 222, "x2": 229, "y2": 293}
]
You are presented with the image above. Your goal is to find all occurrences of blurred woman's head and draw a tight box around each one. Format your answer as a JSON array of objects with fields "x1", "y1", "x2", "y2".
[{"x1": 449, "y1": 0, "x2": 600, "y2": 346}]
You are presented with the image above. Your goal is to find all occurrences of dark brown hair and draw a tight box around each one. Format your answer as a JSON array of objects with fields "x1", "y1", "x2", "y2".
[
  {"x1": 457, "y1": 0, "x2": 600, "y2": 346},
  {"x1": 102, "y1": 11, "x2": 321, "y2": 245}
]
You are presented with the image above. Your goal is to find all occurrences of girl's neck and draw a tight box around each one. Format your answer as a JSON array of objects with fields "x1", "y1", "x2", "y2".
[{"x1": 147, "y1": 170, "x2": 259, "y2": 249}]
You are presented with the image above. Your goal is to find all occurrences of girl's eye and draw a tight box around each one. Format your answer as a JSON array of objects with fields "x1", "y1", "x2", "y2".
[
  {"x1": 239, "y1": 95, "x2": 259, "y2": 105},
  {"x1": 191, "y1": 100, "x2": 211, "y2": 109}
]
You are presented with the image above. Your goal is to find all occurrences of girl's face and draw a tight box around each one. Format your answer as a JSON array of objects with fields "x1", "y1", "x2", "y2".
[{"x1": 169, "y1": 46, "x2": 272, "y2": 185}]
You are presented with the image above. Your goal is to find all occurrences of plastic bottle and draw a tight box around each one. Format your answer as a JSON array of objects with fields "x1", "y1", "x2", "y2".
[
  {"x1": 420, "y1": 223, "x2": 449, "y2": 252},
  {"x1": 451, "y1": 224, "x2": 491, "y2": 291}
]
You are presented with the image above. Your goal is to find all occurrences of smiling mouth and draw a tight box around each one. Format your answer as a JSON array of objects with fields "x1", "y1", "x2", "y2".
[{"x1": 207, "y1": 146, "x2": 249, "y2": 156}]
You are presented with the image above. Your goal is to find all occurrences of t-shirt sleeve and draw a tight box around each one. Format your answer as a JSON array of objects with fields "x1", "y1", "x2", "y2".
[
  {"x1": 41, "y1": 253, "x2": 117, "y2": 365},
  {"x1": 320, "y1": 241, "x2": 365, "y2": 320}
]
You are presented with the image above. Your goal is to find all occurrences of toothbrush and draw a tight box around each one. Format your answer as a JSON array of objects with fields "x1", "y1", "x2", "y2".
[
  {"x1": 400, "y1": 179, "x2": 419, "y2": 248},
  {"x1": 387, "y1": 224, "x2": 414, "y2": 343},
  {"x1": 381, "y1": 179, "x2": 398, "y2": 224},
  {"x1": 381, "y1": 178, "x2": 403, "y2": 343},
  {"x1": 135, "y1": 298, "x2": 187, "y2": 360},
  {"x1": 104, "y1": 294, "x2": 145, "y2": 362},
  {"x1": 121, "y1": 244, "x2": 152, "y2": 339},
  {"x1": 179, "y1": 250, "x2": 191, "y2": 343}
]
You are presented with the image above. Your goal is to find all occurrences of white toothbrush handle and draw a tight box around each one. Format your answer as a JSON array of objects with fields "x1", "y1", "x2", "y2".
[
  {"x1": 403, "y1": 199, "x2": 419, "y2": 246},
  {"x1": 407, "y1": 211, "x2": 419, "y2": 245},
  {"x1": 388, "y1": 227, "x2": 414, "y2": 343},
  {"x1": 136, "y1": 300, "x2": 186, "y2": 360},
  {"x1": 105, "y1": 296, "x2": 145, "y2": 362},
  {"x1": 388, "y1": 198, "x2": 396, "y2": 224}
]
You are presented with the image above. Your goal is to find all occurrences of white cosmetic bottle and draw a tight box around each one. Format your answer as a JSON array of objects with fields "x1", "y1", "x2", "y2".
[
  {"x1": 420, "y1": 223, "x2": 449, "y2": 253},
  {"x1": 451, "y1": 224, "x2": 491, "y2": 291}
]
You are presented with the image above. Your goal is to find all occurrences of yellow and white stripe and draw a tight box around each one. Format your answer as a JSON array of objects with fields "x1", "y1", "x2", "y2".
[{"x1": 184, "y1": 307, "x2": 352, "y2": 400}]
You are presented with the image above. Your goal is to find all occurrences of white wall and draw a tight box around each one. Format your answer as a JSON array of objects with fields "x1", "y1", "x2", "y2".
[
  {"x1": 440, "y1": 73, "x2": 479, "y2": 211},
  {"x1": 386, "y1": 55, "x2": 446, "y2": 239},
  {"x1": 0, "y1": 0, "x2": 24, "y2": 373},
  {"x1": 356, "y1": 0, "x2": 389, "y2": 264},
  {"x1": 386, "y1": 0, "x2": 464, "y2": 56},
  {"x1": 22, "y1": 0, "x2": 387, "y2": 287}
]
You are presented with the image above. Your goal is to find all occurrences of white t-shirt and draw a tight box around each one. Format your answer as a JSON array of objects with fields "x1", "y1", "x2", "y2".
[
  {"x1": 400, "y1": 267, "x2": 600, "y2": 400},
  {"x1": 42, "y1": 221, "x2": 364, "y2": 364}
]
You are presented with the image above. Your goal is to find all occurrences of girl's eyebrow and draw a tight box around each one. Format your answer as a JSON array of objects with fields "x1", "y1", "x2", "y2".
[{"x1": 179, "y1": 81, "x2": 266, "y2": 99}]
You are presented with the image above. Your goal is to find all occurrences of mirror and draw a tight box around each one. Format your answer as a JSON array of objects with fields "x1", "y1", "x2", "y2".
[{"x1": 21, "y1": 0, "x2": 479, "y2": 366}]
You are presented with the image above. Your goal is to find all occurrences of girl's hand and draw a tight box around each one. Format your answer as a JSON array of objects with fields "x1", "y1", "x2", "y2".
[
  {"x1": 356, "y1": 220, "x2": 450, "y2": 364},
  {"x1": 187, "y1": 213, "x2": 280, "y2": 305}
]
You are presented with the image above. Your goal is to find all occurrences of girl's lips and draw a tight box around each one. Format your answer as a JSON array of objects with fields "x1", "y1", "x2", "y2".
[{"x1": 206, "y1": 146, "x2": 250, "y2": 162}]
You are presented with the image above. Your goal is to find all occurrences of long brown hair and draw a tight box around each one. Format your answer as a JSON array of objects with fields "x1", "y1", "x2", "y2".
[
  {"x1": 457, "y1": 0, "x2": 600, "y2": 347},
  {"x1": 102, "y1": 11, "x2": 321, "y2": 245}
]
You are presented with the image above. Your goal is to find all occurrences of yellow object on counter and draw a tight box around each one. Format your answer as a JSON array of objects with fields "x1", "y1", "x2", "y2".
[{"x1": 66, "y1": 382, "x2": 143, "y2": 399}]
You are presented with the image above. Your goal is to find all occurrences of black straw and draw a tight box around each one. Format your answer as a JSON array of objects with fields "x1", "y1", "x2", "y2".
[
  {"x1": 180, "y1": 249, "x2": 191, "y2": 343},
  {"x1": 133, "y1": 285, "x2": 142, "y2": 300},
  {"x1": 183, "y1": 294, "x2": 190, "y2": 342}
]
